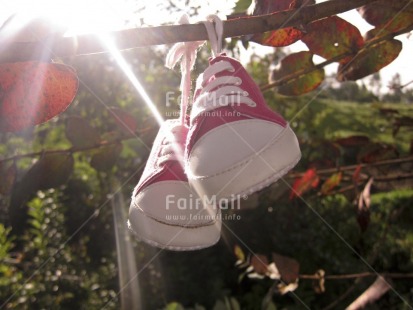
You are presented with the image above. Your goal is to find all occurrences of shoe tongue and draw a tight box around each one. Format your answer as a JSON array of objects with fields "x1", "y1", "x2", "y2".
[{"x1": 209, "y1": 52, "x2": 227, "y2": 65}]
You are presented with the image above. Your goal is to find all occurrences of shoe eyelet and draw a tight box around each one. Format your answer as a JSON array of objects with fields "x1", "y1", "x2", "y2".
[
  {"x1": 243, "y1": 91, "x2": 249, "y2": 96},
  {"x1": 228, "y1": 67, "x2": 235, "y2": 73},
  {"x1": 235, "y1": 78, "x2": 242, "y2": 85},
  {"x1": 249, "y1": 102, "x2": 257, "y2": 107}
]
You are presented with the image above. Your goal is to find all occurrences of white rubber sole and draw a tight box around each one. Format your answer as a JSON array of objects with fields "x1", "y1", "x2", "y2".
[
  {"x1": 128, "y1": 211, "x2": 221, "y2": 251},
  {"x1": 188, "y1": 124, "x2": 301, "y2": 200},
  {"x1": 128, "y1": 182, "x2": 221, "y2": 251}
]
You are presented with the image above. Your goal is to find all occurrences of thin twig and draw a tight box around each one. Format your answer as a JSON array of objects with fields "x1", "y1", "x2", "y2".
[
  {"x1": 0, "y1": 128, "x2": 151, "y2": 163},
  {"x1": 287, "y1": 156, "x2": 413, "y2": 178},
  {"x1": 300, "y1": 272, "x2": 413, "y2": 280}
]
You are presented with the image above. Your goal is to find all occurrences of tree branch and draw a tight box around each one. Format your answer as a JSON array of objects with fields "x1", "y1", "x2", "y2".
[
  {"x1": 0, "y1": 128, "x2": 151, "y2": 164},
  {"x1": 300, "y1": 272, "x2": 413, "y2": 280},
  {"x1": 287, "y1": 156, "x2": 413, "y2": 178},
  {"x1": 0, "y1": 0, "x2": 379, "y2": 63}
]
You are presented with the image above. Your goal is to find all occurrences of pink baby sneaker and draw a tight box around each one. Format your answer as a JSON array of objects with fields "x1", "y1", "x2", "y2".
[
  {"x1": 129, "y1": 119, "x2": 221, "y2": 250},
  {"x1": 185, "y1": 54, "x2": 301, "y2": 201}
]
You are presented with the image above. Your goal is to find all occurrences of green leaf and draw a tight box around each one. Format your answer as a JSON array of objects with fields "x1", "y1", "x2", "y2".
[
  {"x1": 213, "y1": 300, "x2": 227, "y2": 310},
  {"x1": 213, "y1": 297, "x2": 240, "y2": 310},
  {"x1": 101, "y1": 131, "x2": 122, "y2": 143},
  {"x1": 234, "y1": 245, "x2": 245, "y2": 264},
  {"x1": 337, "y1": 39, "x2": 402, "y2": 82},
  {"x1": 302, "y1": 16, "x2": 364, "y2": 61},
  {"x1": 0, "y1": 161, "x2": 16, "y2": 195},
  {"x1": 264, "y1": 301, "x2": 277, "y2": 310},
  {"x1": 65, "y1": 116, "x2": 101, "y2": 148},
  {"x1": 320, "y1": 172, "x2": 342, "y2": 195},
  {"x1": 164, "y1": 302, "x2": 185, "y2": 310},
  {"x1": 90, "y1": 143, "x2": 122, "y2": 171},
  {"x1": 232, "y1": 0, "x2": 251, "y2": 14},
  {"x1": 271, "y1": 51, "x2": 324, "y2": 96},
  {"x1": 226, "y1": 297, "x2": 240, "y2": 310}
]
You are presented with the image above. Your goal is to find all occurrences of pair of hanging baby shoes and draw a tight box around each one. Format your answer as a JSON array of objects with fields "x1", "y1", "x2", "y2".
[
  {"x1": 128, "y1": 16, "x2": 301, "y2": 251},
  {"x1": 128, "y1": 54, "x2": 301, "y2": 250}
]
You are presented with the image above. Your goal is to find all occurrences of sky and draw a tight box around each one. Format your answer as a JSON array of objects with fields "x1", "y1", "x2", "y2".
[{"x1": 0, "y1": 0, "x2": 412, "y2": 93}]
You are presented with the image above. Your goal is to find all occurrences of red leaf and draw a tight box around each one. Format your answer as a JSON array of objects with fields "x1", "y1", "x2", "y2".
[
  {"x1": 357, "y1": 178, "x2": 373, "y2": 232},
  {"x1": 353, "y1": 165, "x2": 362, "y2": 183},
  {"x1": 65, "y1": 116, "x2": 101, "y2": 148},
  {"x1": 0, "y1": 161, "x2": 16, "y2": 195},
  {"x1": 290, "y1": 168, "x2": 319, "y2": 199},
  {"x1": 252, "y1": 28, "x2": 303, "y2": 47},
  {"x1": 335, "y1": 136, "x2": 370, "y2": 147},
  {"x1": 109, "y1": 107, "x2": 138, "y2": 135},
  {"x1": 271, "y1": 253, "x2": 300, "y2": 284},
  {"x1": 251, "y1": 254, "x2": 269, "y2": 275},
  {"x1": 358, "y1": 143, "x2": 398, "y2": 163},
  {"x1": 0, "y1": 62, "x2": 78, "y2": 132},
  {"x1": 358, "y1": 1, "x2": 413, "y2": 28},
  {"x1": 271, "y1": 51, "x2": 325, "y2": 96},
  {"x1": 302, "y1": 16, "x2": 364, "y2": 62},
  {"x1": 347, "y1": 276, "x2": 391, "y2": 310},
  {"x1": 320, "y1": 172, "x2": 342, "y2": 195},
  {"x1": 247, "y1": 0, "x2": 315, "y2": 47},
  {"x1": 337, "y1": 40, "x2": 402, "y2": 82}
]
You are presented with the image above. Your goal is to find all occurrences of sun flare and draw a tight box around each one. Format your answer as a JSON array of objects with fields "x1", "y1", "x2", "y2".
[{"x1": 0, "y1": 0, "x2": 135, "y2": 36}]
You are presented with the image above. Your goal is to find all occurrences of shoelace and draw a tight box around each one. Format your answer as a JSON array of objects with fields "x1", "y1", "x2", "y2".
[
  {"x1": 157, "y1": 126, "x2": 186, "y2": 166},
  {"x1": 166, "y1": 14, "x2": 203, "y2": 126},
  {"x1": 191, "y1": 60, "x2": 257, "y2": 120},
  {"x1": 160, "y1": 14, "x2": 203, "y2": 167}
]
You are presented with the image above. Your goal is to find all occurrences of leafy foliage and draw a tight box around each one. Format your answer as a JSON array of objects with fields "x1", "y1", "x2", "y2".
[
  {"x1": 248, "y1": 0, "x2": 315, "y2": 47},
  {"x1": 0, "y1": 1, "x2": 413, "y2": 309}
]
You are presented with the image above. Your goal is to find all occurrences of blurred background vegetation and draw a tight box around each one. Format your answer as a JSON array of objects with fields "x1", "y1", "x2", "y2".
[{"x1": 1, "y1": 2, "x2": 413, "y2": 309}]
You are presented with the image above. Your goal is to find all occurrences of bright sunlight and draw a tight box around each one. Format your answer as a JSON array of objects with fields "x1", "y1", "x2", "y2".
[{"x1": 0, "y1": 0, "x2": 135, "y2": 36}]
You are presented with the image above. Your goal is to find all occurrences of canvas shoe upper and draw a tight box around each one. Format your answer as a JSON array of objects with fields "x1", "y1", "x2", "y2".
[
  {"x1": 185, "y1": 54, "x2": 301, "y2": 200},
  {"x1": 129, "y1": 119, "x2": 221, "y2": 251}
]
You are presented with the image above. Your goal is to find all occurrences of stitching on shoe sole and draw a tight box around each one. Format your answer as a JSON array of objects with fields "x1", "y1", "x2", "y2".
[{"x1": 127, "y1": 220, "x2": 221, "y2": 251}]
